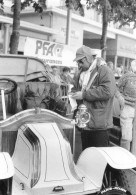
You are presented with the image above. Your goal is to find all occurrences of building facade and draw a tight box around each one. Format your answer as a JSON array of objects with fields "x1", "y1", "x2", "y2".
[{"x1": 0, "y1": 0, "x2": 136, "y2": 69}]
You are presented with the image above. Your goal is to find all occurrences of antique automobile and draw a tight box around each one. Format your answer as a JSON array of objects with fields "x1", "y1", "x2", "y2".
[{"x1": 0, "y1": 54, "x2": 136, "y2": 195}]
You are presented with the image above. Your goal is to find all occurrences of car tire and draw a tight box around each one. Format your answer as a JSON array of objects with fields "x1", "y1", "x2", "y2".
[
  {"x1": 102, "y1": 165, "x2": 132, "y2": 195},
  {"x1": 99, "y1": 187, "x2": 131, "y2": 195},
  {"x1": 118, "y1": 169, "x2": 136, "y2": 195}
]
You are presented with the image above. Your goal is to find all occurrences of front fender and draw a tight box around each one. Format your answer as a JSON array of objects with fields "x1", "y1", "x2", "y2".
[{"x1": 76, "y1": 146, "x2": 136, "y2": 188}]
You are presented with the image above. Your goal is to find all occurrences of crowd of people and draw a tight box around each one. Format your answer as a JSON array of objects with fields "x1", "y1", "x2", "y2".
[
  {"x1": 106, "y1": 58, "x2": 136, "y2": 151},
  {"x1": 107, "y1": 61, "x2": 124, "y2": 77},
  {"x1": 46, "y1": 65, "x2": 74, "y2": 86},
  {"x1": 116, "y1": 60, "x2": 136, "y2": 151}
]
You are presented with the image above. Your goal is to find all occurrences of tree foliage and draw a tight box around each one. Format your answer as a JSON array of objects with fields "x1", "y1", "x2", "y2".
[
  {"x1": 21, "y1": 0, "x2": 46, "y2": 13},
  {"x1": 68, "y1": 0, "x2": 136, "y2": 58},
  {"x1": 65, "y1": 0, "x2": 84, "y2": 16},
  {"x1": 0, "y1": 0, "x2": 46, "y2": 14},
  {"x1": 86, "y1": 0, "x2": 136, "y2": 28},
  {"x1": 0, "y1": 0, "x2": 47, "y2": 54}
]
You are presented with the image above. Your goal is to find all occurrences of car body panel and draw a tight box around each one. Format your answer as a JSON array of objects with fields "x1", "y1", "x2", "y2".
[
  {"x1": 11, "y1": 111, "x2": 100, "y2": 194},
  {"x1": 77, "y1": 146, "x2": 136, "y2": 188}
]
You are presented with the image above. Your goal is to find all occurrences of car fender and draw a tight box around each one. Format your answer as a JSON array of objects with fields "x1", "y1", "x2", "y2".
[{"x1": 76, "y1": 146, "x2": 136, "y2": 188}]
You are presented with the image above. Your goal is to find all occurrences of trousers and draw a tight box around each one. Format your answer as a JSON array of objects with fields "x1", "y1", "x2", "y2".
[
  {"x1": 120, "y1": 104, "x2": 135, "y2": 150},
  {"x1": 120, "y1": 104, "x2": 135, "y2": 142},
  {"x1": 81, "y1": 129, "x2": 109, "y2": 150}
]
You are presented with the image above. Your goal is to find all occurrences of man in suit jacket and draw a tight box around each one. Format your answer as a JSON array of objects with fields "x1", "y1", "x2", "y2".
[{"x1": 72, "y1": 45, "x2": 116, "y2": 149}]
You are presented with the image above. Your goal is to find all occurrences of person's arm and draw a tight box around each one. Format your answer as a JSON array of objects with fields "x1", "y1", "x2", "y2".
[
  {"x1": 82, "y1": 66, "x2": 116, "y2": 102},
  {"x1": 70, "y1": 70, "x2": 82, "y2": 93},
  {"x1": 115, "y1": 88, "x2": 125, "y2": 110},
  {"x1": 117, "y1": 73, "x2": 127, "y2": 93}
]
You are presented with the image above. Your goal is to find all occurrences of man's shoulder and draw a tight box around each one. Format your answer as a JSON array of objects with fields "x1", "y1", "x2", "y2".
[
  {"x1": 121, "y1": 72, "x2": 136, "y2": 80},
  {"x1": 98, "y1": 65, "x2": 114, "y2": 75},
  {"x1": 125, "y1": 72, "x2": 136, "y2": 77},
  {"x1": 118, "y1": 72, "x2": 136, "y2": 88},
  {"x1": 98, "y1": 65, "x2": 109, "y2": 71}
]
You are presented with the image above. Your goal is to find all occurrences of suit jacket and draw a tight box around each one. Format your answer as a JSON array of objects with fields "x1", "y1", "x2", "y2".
[{"x1": 73, "y1": 65, "x2": 116, "y2": 130}]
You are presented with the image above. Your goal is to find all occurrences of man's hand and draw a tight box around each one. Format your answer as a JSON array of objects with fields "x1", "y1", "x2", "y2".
[
  {"x1": 72, "y1": 91, "x2": 83, "y2": 100},
  {"x1": 119, "y1": 96, "x2": 125, "y2": 110},
  {"x1": 115, "y1": 90, "x2": 125, "y2": 110}
]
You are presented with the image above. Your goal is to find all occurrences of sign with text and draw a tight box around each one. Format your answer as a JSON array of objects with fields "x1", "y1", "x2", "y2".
[
  {"x1": 117, "y1": 35, "x2": 136, "y2": 58},
  {"x1": 24, "y1": 37, "x2": 77, "y2": 67}
]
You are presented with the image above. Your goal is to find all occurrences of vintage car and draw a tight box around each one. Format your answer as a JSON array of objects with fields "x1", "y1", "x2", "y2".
[{"x1": 0, "y1": 54, "x2": 136, "y2": 195}]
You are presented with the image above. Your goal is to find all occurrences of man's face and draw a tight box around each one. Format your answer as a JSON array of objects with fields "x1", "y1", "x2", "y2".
[
  {"x1": 77, "y1": 57, "x2": 90, "y2": 71},
  {"x1": 52, "y1": 67, "x2": 58, "y2": 75},
  {"x1": 64, "y1": 71, "x2": 69, "y2": 76}
]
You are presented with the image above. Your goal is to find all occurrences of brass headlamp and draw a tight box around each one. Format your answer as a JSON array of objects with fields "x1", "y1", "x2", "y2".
[{"x1": 75, "y1": 104, "x2": 90, "y2": 128}]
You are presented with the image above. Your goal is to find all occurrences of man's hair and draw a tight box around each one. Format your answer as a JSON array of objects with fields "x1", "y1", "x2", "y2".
[
  {"x1": 52, "y1": 66, "x2": 57, "y2": 69},
  {"x1": 62, "y1": 67, "x2": 70, "y2": 72}
]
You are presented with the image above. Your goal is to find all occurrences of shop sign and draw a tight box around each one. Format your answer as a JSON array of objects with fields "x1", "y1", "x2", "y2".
[
  {"x1": 117, "y1": 35, "x2": 136, "y2": 58},
  {"x1": 61, "y1": 27, "x2": 80, "y2": 40},
  {"x1": 24, "y1": 37, "x2": 77, "y2": 67}
]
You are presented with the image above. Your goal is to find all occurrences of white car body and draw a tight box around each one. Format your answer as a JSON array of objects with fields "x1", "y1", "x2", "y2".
[{"x1": 0, "y1": 109, "x2": 135, "y2": 195}]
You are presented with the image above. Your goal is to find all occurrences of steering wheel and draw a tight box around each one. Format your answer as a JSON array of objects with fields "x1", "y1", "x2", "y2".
[{"x1": 0, "y1": 78, "x2": 17, "y2": 95}]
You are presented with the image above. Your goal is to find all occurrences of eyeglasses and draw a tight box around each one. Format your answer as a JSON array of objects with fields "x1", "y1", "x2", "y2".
[{"x1": 77, "y1": 58, "x2": 85, "y2": 64}]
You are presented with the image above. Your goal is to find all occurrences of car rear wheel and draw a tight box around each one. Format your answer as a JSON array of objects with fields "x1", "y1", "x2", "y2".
[
  {"x1": 102, "y1": 165, "x2": 132, "y2": 195},
  {"x1": 118, "y1": 169, "x2": 136, "y2": 195},
  {"x1": 99, "y1": 187, "x2": 131, "y2": 195}
]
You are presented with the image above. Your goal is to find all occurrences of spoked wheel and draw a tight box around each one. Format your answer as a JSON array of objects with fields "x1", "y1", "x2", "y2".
[
  {"x1": 101, "y1": 165, "x2": 132, "y2": 195},
  {"x1": 99, "y1": 187, "x2": 131, "y2": 195},
  {"x1": 0, "y1": 78, "x2": 18, "y2": 115}
]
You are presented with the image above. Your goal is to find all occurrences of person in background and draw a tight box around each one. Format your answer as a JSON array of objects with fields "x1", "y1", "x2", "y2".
[
  {"x1": 107, "y1": 61, "x2": 123, "y2": 78},
  {"x1": 51, "y1": 66, "x2": 64, "y2": 86},
  {"x1": 60, "y1": 67, "x2": 74, "y2": 104},
  {"x1": 107, "y1": 61, "x2": 114, "y2": 70},
  {"x1": 60, "y1": 67, "x2": 73, "y2": 85},
  {"x1": 115, "y1": 65, "x2": 124, "y2": 77},
  {"x1": 71, "y1": 45, "x2": 116, "y2": 149},
  {"x1": 117, "y1": 60, "x2": 136, "y2": 151},
  {"x1": 106, "y1": 61, "x2": 123, "y2": 118}
]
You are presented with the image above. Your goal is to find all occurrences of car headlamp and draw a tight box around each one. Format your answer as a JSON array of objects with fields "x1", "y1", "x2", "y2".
[{"x1": 75, "y1": 104, "x2": 90, "y2": 128}]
